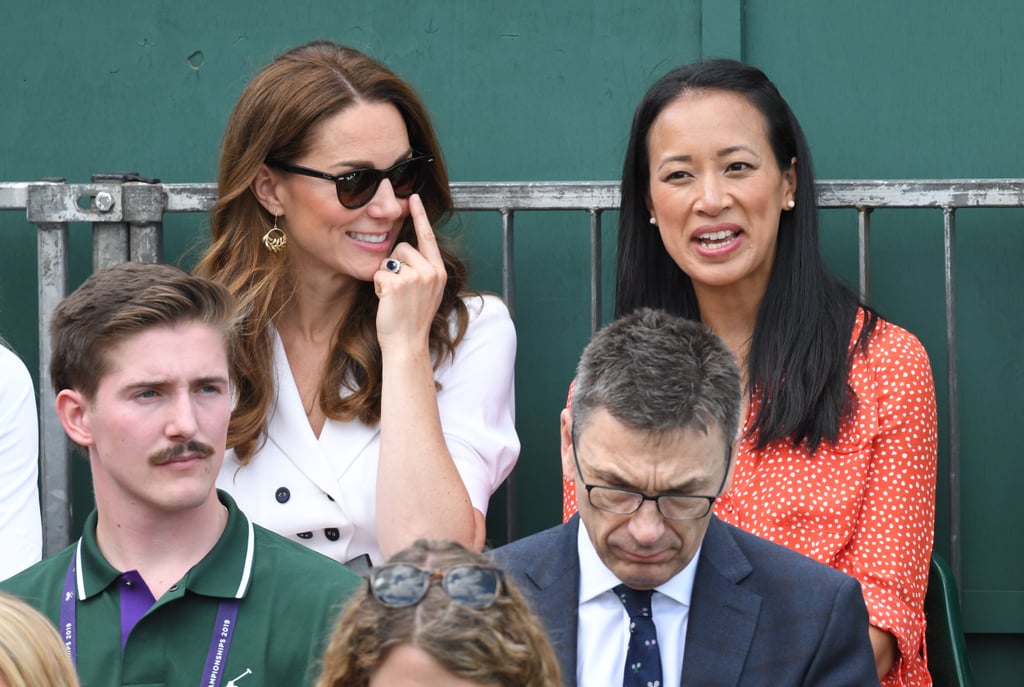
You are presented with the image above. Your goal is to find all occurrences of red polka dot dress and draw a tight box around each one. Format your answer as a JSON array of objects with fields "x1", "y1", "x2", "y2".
[{"x1": 563, "y1": 311, "x2": 937, "y2": 686}]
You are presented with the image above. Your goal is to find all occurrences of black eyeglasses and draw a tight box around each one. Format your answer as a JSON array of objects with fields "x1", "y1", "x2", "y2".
[
  {"x1": 368, "y1": 563, "x2": 505, "y2": 610},
  {"x1": 265, "y1": 154, "x2": 434, "y2": 209},
  {"x1": 571, "y1": 427, "x2": 721, "y2": 521}
]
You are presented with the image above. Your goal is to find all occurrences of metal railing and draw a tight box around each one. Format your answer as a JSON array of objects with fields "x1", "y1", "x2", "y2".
[{"x1": 3, "y1": 176, "x2": 1024, "y2": 583}]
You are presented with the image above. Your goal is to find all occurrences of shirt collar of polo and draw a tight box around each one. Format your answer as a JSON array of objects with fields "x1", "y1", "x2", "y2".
[{"x1": 74, "y1": 490, "x2": 255, "y2": 602}]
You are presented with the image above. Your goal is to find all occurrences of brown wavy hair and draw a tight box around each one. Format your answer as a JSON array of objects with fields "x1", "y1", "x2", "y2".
[
  {"x1": 195, "y1": 41, "x2": 468, "y2": 463},
  {"x1": 316, "y1": 540, "x2": 562, "y2": 687}
]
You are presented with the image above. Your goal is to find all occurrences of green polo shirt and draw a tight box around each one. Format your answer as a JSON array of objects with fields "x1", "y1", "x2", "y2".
[{"x1": 0, "y1": 490, "x2": 361, "y2": 686}]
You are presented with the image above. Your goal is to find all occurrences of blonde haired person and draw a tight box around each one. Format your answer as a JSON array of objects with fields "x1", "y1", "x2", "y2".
[
  {"x1": 0, "y1": 592, "x2": 79, "y2": 687},
  {"x1": 317, "y1": 540, "x2": 561, "y2": 687}
]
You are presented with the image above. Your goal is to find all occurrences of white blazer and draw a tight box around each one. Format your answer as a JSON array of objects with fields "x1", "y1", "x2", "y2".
[{"x1": 217, "y1": 294, "x2": 520, "y2": 566}]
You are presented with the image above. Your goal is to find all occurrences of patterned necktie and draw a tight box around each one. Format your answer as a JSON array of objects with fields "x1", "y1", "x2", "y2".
[{"x1": 614, "y1": 584, "x2": 664, "y2": 687}]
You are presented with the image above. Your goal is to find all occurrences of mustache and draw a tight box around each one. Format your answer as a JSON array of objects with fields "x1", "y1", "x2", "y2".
[{"x1": 148, "y1": 441, "x2": 216, "y2": 465}]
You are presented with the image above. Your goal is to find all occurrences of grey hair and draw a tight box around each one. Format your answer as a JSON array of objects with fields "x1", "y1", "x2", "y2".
[{"x1": 571, "y1": 308, "x2": 741, "y2": 451}]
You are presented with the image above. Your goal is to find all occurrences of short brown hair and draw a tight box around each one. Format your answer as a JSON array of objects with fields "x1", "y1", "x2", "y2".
[
  {"x1": 49, "y1": 262, "x2": 237, "y2": 399},
  {"x1": 316, "y1": 540, "x2": 561, "y2": 687}
]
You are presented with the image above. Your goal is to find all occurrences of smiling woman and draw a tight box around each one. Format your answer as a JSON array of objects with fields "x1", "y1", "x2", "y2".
[
  {"x1": 645, "y1": 91, "x2": 795, "y2": 298},
  {"x1": 195, "y1": 41, "x2": 520, "y2": 568},
  {"x1": 563, "y1": 59, "x2": 937, "y2": 687}
]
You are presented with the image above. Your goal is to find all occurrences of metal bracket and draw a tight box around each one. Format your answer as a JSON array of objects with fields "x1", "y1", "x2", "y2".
[{"x1": 26, "y1": 181, "x2": 124, "y2": 223}]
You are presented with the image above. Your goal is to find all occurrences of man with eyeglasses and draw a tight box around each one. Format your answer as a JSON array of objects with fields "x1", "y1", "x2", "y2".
[
  {"x1": 492, "y1": 308, "x2": 878, "y2": 687},
  {"x1": 0, "y1": 263, "x2": 361, "y2": 686}
]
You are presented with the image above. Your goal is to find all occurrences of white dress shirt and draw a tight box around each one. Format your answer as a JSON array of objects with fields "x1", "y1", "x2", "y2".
[
  {"x1": 0, "y1": 345, "x2": 42, "y2": 580},
  {"x1": 217, "y1": 294, "x2": 519, "y2": 565},
  {"x1": 576, "y1": 519, "x2": 700, "y2": 687}
]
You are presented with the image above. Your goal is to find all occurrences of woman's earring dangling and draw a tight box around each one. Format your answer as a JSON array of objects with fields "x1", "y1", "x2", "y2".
[{"x1": 262, "y1": 215, "x2": 288, "y2": 253}]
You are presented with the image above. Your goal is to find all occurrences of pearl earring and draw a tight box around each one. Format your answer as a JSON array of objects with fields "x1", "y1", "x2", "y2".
[
  {"x1": 787, "y1": 200, "x2": 795, "y2": 209},
  {"x1": 649, "y1": 216, "x2": 657, "y2": 225}
]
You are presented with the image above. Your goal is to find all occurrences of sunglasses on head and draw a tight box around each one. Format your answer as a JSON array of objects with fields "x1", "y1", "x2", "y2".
[
  {"x1": 265, "y1": 153, "x2": 434, "y2": 209},
  {"x1": 368, "y1": 563, "x2": 504, "y2": 610}
]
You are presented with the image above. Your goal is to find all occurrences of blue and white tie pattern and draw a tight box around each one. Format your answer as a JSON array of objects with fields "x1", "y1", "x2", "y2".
[{"x1": 614, "y1": 584, "x2": 663, "y2": 687}]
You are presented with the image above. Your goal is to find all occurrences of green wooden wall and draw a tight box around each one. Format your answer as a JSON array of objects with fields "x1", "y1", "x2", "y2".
[{"x1": 1, "y1": 1, "x2": 1020, "y2": 681}]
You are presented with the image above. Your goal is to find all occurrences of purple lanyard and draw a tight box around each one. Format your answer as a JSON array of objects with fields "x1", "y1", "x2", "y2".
[{"x1": 61, "y1": 553, "x2": 241, "y2": 686}]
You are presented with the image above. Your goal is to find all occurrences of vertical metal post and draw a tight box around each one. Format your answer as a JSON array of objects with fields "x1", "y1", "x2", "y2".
[
  {"x1": 123, "y1": 181, "x2": 166, "y2": 263},
  {"x1": 499, "y1": 208, "x2": 517, "y2": 544},
  {"x1": 943, "y1": 207, "x2": 962, "y2": 590},
  {"x1": 91, "y1": 174, "x2": 129, "y2": 269},
  {"x1": 500, "y1": 208, "x2": 516, "y2": 315},
  {"x1": 589, "y1": 209, "x2": 603, "y2": 334},
  {"x1": 26, "y1": 180, "x2": 72, "y2": 556},
  {"x1": 857, "y1": 207, "x2": 873, "y2": 303}
]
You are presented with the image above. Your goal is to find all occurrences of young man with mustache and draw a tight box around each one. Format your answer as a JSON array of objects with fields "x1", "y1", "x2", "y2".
[{"x1": 1, "y1": 262, "x2": 361, "y2": 686}]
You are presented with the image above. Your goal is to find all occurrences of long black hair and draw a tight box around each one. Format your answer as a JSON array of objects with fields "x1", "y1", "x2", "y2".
[{"x1": 616, "y1": 59, "x2": 877, "y2": 453}]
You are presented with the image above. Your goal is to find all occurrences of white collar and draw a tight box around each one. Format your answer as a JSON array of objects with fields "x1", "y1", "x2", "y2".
[{"x1": 576, "y1": 517, "x2": 701, "y2": 607}]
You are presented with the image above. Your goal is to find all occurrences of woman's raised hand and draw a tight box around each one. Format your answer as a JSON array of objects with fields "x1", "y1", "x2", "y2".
[{"x1": 373, "y1": 194, "x2": 447, "y2": 350}]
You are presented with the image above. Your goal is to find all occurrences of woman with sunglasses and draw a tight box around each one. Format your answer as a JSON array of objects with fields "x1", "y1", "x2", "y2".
[
  {"x1": 196, "y1": 41, "x2": 519, "y2": 568},
  {"x1": 317, "y1": 539, "x2": 561, "y2": 687}
]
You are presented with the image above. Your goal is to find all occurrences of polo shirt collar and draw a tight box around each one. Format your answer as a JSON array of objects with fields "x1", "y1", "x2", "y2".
[{"x1": 74, "y1": 490, "x2": 255, "y2": 602}]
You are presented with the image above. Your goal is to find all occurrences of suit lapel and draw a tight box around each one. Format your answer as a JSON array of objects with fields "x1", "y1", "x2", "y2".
[
  {"x1": 682, "y1": 517, "x2": 761, "y2": 687},
  {"x1": 524, "y1": 517, "x2": 582, "y2": 687}
]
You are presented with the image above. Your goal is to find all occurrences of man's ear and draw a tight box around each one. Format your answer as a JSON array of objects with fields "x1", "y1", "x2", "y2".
[
  {"x1": 560, "y1": 408, "x2": 575, "y2": 482},
  {"x1": 55, "y1": 389, "x2": 94, "y2": 448}
]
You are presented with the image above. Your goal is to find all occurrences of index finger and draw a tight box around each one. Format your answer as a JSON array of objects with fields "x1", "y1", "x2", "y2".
[{"x1": 409, "y1": 194, "x2": 443, "y2": 264}]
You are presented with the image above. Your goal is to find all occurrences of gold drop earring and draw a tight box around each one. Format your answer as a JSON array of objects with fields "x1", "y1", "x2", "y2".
[{"x1": 262, "y1": 215, "x2": 288, "y2": 253}]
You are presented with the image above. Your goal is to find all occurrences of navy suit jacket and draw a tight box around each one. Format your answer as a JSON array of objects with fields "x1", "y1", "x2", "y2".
[{"x1": 491, "y1": 515, "x2": 880, "y2": 687}]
